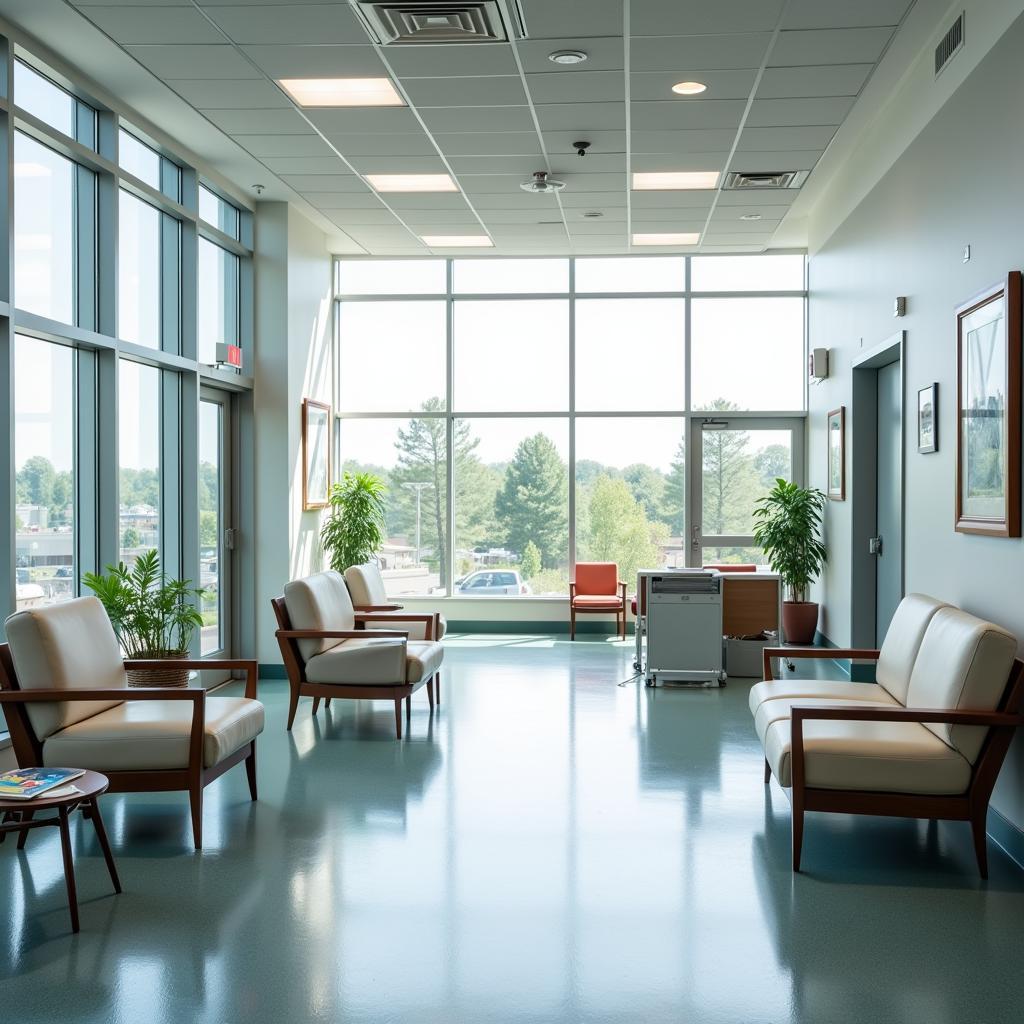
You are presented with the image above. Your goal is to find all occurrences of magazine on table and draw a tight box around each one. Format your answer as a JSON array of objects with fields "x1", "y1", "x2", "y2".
[{"x1": 0, "y1": 768, "x2": 86, "y2": 800}]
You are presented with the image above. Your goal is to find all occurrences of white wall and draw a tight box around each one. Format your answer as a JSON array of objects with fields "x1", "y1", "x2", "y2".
[{"x1": 807, "y1": 9, "x2": 1024, "y2": 830}]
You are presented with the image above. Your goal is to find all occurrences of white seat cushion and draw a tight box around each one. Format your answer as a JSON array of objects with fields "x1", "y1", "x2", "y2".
[
  {"x1": 284, "y1": 571, "x2": 355, "y2": 661},
  {"x1": 344, "y1": 564, "x2": 389, "y2": 607},
  {"x1": 405, "y1": 640, "x2": 444, "y2": 683},
  {"x1": 748, "y1": 679, "x2": 897, "y2": 716},
  {"x1": 875, "y1": 593, "x2": 949, "y2": 703},
  {"x1": 306, "y1": 638, "x2": 444, "y2": 686},
  {"x1": 758, "y1": 697, "x2": 972, "y2": 795},
  {"x1": 42, "y1": 696, "x2": 264, "y2": 771}
]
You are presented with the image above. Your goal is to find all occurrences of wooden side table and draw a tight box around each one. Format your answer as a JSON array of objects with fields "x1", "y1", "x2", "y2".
[{"x1": 0, "y1": 769, "x2": 121, "y2": 933}]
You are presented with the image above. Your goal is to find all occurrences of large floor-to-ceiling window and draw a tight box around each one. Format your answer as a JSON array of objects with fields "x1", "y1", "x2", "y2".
[{"x1": 334, "y1": 254, "x2": 806, "y2": 599}]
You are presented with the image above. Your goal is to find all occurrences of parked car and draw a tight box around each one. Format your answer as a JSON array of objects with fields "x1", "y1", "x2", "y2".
[
  {"x1": 54, "y1": 565, "x2": 74, "y2": 579},
  {"x1": 455, "y1": 570, "x2": 531, "y2": 595},
  {"x1": 16, "y1": 568, "x2": 29, "y2": 585}
]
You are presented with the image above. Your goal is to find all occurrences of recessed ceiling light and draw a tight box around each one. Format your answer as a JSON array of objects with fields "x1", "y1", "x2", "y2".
[
  {"x1": 548, "y1": 49, "x2": 588, "y2": 65},
  {"x1": 632, "y1": 171, "x2": 720, "y2": 191},
  {"x1": 421, "y1": 234, "x2": 493, "y2": 247},
  {"x1": 672, "y1": 81, "x2": 707, "y2": 95},
  {"x1": 277, "y1": 78, "x2": 404, "y2": 107},
  {"x1": 632, "y1": 232, "x2": 701, "y2": 246},
  {"x1": 365, "y1": 173, "x2": 458, "y2": 193},
  {"x1": 740, "y1": 213, "x2": 763, "y2": 221}
]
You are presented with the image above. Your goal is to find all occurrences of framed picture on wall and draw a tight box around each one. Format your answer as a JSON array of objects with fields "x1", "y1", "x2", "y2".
[
  {"x1": 955, "y1": 272, "x2": 1022, "y2": 536},
  {"x1": 917, "y1": 383, "x2": 938, "y2": 454},
  {"x1": 827, "y1": 406, "x2": 845, "y2": 500},
  {"x1": 302, "y1": 398, "x2": 332, "y2": 511}
]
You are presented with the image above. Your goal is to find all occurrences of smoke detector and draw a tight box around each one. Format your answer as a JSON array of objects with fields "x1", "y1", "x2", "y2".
[{"x1": 520, "y1": 171, "x2": 566, "y2": 194}]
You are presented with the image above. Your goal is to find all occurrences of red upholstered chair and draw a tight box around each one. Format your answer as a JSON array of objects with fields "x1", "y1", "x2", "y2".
[{"x1": 570, "y1": 562, "x2": 627, "y2": 640}]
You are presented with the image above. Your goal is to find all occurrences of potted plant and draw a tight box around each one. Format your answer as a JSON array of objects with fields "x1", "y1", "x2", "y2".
[
  {"x1": 83, "y1": 550, "x2": 205, "y2": 687},
  {"x1": 321, "y1": 470, "x2": 387, "y2": 572},
  {"x1": 752, "y1": 479, "x2": 828, "y2": 645}
]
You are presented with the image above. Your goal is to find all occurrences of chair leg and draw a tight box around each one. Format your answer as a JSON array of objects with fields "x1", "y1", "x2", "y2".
[
  {"x1": 406, "y1": 695, "x2": 412, "y2": 724},
  {"x1": 245, "y1": 742, "x2": 258, "y2": 801},
  {"x1": 427, "y1": 678, "x2": 435, "y2": 708},
  {"x1": 16, "y1": 809, "x2": 34, "y2": 851},
  {"x1": 436, "y1": 671, "x2": 441, "y2": 705},
  {"x1": 189, "y1": 784, "x2": 203, "y2": 851},
  {"x1": 88, "y1": 797, "x2": 122, "y2": 895},
  {"x1": 570, "y1": 607, "x2": 576, "y2": 640},
  {"x1": 764, "y1": 758, "x2": 771, "y2": 783},
  {"x1": 792, "y1": 795, "x2": 805, "y2": 872},
  {"x1": 286, "y1": 681, "x2": 301, "y2": 731},
  {"x1": 312, "y1": 696, "x2": 321, "y2": 716},
  {"x1": 971, "y1": 807, "x2": 989, "y2": 880},
  {"x1": 394, "y1": 699, "x2": 403, "y2": 740},
  {"x1": 57, "y1": 806, "x2": 80, "y2": 934},
  {"x1": 325, "y1": 698, "x2": 332, "y2": 709}
]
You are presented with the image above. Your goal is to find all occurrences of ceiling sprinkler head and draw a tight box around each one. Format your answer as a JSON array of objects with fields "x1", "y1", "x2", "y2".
[
  {"x1": 573, "y1": 140, "x2": 591, "y2": 157},
  {"x1": 520, "y1": 170, "x2": 566, "y2": 194},
  {"x1": 252, "y1": 184, "x2": 266, "y2": 195}
]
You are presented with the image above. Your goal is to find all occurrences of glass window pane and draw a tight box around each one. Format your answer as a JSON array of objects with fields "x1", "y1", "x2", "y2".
[
  {"x1": 576, "y1": 418, "x2": 685, "y2": 582},
  {"x1": 337, "y1": 259, "x2": 446, "y2": 295},
  {"x1": 198, "y1": 238, "x2": 240, "y2": 363},
  {"x1": 575, "y1": 299, "x2": 685, "y2": 411},
  {"x1": 199, "y1": 401, "x2": 223, "y2": 655},
  {"x1": 701, "y1": 545, "x2": 769, "y2": 567},
  {"x1": 199, "y1": 184, "x2": 240, "y2": 239},
  {"x1": 118, "y1": 190, "x2": 162, "y2": 348},
  {"x1": 338, "y1": 418, "x2": 449, "y2": 598},
  {"x1": 454, "y1": 419, "x2": 569, "y2": 595},
  {"x1": 454, "y1": 300, "x2": 568, "y2": 412},
  {"x1": 14, "y1": 61, "x2": 75, "y2": 136},
  {"x1": 14, "y1": 132, "x2": 76, "y2": 324},
  {"x1": 119, "y1": 130, "x2": 161, "y2": 190},
  {"x1": 338, "y1": 301, "x2": 446, "y2": 413},
  {"x1": 119, "y1": 361, "x2": 161, "y2": 565},
  {"x1": 14, "y1": 336, "x2": 76, "y2": 611},
  {"x1": 454, "y1": 258, "x2": 568, "y2": 294},
  {"x1": 575, "y1": 257, "x2": 685, "y2": 293},
  {"x1": 691, "y1": 255, "x2": 805, "y2": 291},
  {"x1": 691, "y1": 298, "x2": 805, "y2": 411}
]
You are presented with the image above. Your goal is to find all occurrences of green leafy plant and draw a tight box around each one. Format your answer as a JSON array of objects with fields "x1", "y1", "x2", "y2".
[
  {"x1": 752, "y1": 479, "x2": 828, "y2": 603},
  {"x1": 321, "y1": 471, "x2": 387, "y2": 572},
  {"x1": 82, "y1": 549, "x2": 205, "y2": 657}
]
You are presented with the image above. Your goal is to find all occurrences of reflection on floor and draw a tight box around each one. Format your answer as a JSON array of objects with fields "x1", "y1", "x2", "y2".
[{"x1": 2, "y1": 635, "x2": 1024, "y2": 1023}]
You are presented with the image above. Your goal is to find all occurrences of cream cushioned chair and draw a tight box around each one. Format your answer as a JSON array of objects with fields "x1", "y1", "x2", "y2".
[
  {"x1": 754, "y1": 597, "x2": 1023, "y2": 877},
  {"x1": 273, "y1": 571, "x2": 444, "y2": 739},
  {"x1": 344, "y1": 563, "x2": 447, "y2": 640},
  {"x1": 0, "y1": 597, "x2": 264, "y2": 850}
]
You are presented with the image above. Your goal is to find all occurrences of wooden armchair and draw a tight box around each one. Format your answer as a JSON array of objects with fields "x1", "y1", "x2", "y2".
[
  {"x1": 570, "y1": 562, "x2": 627, "y2": 640},
  {"x1": 344, "y1": 562, "x2": 448, "y2": 640}
]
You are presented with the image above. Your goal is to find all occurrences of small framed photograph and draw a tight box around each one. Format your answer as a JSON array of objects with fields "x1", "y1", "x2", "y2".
[
  {"x1": 302, "y1": 398, "x2": 332, "y2": 510},
  {"x1": 917, "y1": 383, "x2": 938, "y2": 453},
  {"x1": 827, "y1": 407, "x2": 845, "y2": 501}
]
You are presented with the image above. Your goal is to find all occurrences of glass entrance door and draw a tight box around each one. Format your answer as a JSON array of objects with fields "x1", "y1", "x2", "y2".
[
  {"x1": 199, "y1": 389, "x2": 233, "y2": 659},
  {"x1": 687, "y1": 417, "x2": 805, "y2": 567}
]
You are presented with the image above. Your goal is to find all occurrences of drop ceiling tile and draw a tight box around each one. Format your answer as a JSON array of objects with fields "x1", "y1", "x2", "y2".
[
  {"x1": 306, "y1": 109, "x2": 422, "y2": 134},
  {"x1": 517, "y1": 37, "x2": 624, "y2": 74},
  {"x1": 757, "y1": 64, "x2": 874, "y2": 98},
  {"x1": 702, "y1": 232, "x2": 774, "y2": 244},
  {"x1": 736, "y1": 125, "x2": 837, "y2": 150},
  {"x1": 716, "y1": 189, "x2": 798, "y2": 207},
  {"x1": 319, "y1": 133, "x2": 438, "y2": 156},
  {"x1": 559, "y1": 191, "x2": 625, "y2": 208},
  {"x1": 169, "y1": 80, "x2": 291, "y2": 110},
  {"x1": 74, "y1": 6, "x2": 224, "y2": 44},
  {"x1": 631, "y1": 129, "x2": 738, "y2": 153},
  {"x1": 457, "y1": 175, "x2": 540, "y2": 194},
  {"x1": 203, "y1": 4, "x2": 368, "y2": 45},
  {"x1": 631, "y1": 34, "x2": 771, "y2": 72},
  {"x1": 629, "y1": 69, "x2": 757, "y2": 102},
  {"x1": 489, "y1": 224, "x2": 568, "y2": 238},
  {"x1": 630, "y1": 208, "x2": 709, "y2": 223},
  {"x1": 542, "y1": 153, "x2": 625, "y2": 173},
  {"x1": 561, "y1": 208, "x2": 627, "y2": 223},
  {"x1": 535, "y1": 102, "x2": 626, "y2": 132},
  {"x1": 630, "y1": 192, "x2": 715, "y2": 210},
  {"x1": 383, "y1": 193, "x2": 476, "y2": 210},
  {"x1": 260, "y1": 156, "x2": 351, "y2": 174},
  {"x1": 418, "y1": 106, "x2": 537, "y2": 133},
  {"x1": 280, "y1": 174, "x2": 369, "y2": 192},
  {"x1": 747, "y1": 96, "x2": 855, "y2": 127},
  {"x1": 769, "y1": 27, "x2": 895, "y2": 66},
  {"x1": 631, "y1": 152, "x2": 729, "y2": 173},
  {"x1": 347, "y1": 155, "x2": 449, "y2": 174},
  {"x1": 559, "y1": 172, "x2": 627, "y2": 192},
  {"x1": 701, "y1": 243, "x2": 768, "y2": 252},
  {"x1": 400, "y1": 213, "x2": 485, "y2": 228},
  {"x1": 384, "y1": 45, "x2": 520, "y2": 78},
  {"x1": 401, "y1": 77, "x2": 528, "y2": 107},
  {"x1": 432, "y1": 132, "x2": 540, "y2": 156},
  {"x1": 630, "y1": 99, "x2": 746, "y2": 131},
  {"x1": 304, "y1": 193, "x2": 388, "y2": 209},
  {"x1": 542, "y1": 130, "x2": 625, "y2": 154},
  {"x1": 322, "y1": 208, "x2": 407, "y2": 225},
  {"x1": 478, "y1": 206, "x2": 563, "y2": 223},
  {"x1": 525, "y1": 71, "x2": 624, "y2": 105},
  {"x1": 471, "y1": 192, "x2": 570, "y2": 208},
  {"x1": 631, "y1": 0, "x2": 785, "y2": 35},
  {"x1": 705, "y1": 220, "x2": 781, "y2": 235},
  {"x1": 520, "y1": 0, "x2": 623, "y2": 38},
  {"x1": 711, "y1": 207, "x2": 785, "y2": 222},
  {"x1": 344, "y1": 226, "x2": 423, "y2": 245},
  {"x1": 230, "y1": 133, "x2": 333, "y2": 158},
  {"x1": 206, "y1": 108, "x2": 315, "y2": 133},
  {"x1": 240, "y1": 44, "x2": 386, "y2": 78},
  {"x1": 446, "y1": 156, "x2": 545, "y2": 175},
  {"x1": 729, "y1": 150, "x2": 823, "y2": 171},
  {"x1": 124, "y1": 45, "x2": 261, "y2": 79},
  {"x1": 782, "y1": 0, "x2": 912, "y2": 30}
]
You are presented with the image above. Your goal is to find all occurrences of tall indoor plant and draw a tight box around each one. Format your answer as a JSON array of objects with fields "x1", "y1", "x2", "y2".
[
  {"x1": 83, "y1": 550, "x2": 205, "y2": 687},
  {"x1": 752, "y1": 479, "x2": 828, "y2": 644},
  {"x1": 320, "y1": 470, "x2": 387, "y2": 572}
]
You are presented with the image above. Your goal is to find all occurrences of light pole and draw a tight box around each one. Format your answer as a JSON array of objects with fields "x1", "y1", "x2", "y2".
[{"x1": 402, "y1": 481, "x2": 434, "y2": 566}]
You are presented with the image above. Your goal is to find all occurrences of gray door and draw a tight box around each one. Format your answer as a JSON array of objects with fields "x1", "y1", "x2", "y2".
[{"x1": 875, "y1": 362, "x2": 902, "y2": 640}]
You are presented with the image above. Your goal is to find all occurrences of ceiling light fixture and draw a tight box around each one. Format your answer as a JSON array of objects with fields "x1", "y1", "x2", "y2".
[
  {"x1": 633, "y1": 232, "x2": 701, "y2": 246},
  {"x1": 520, "y1": 171, "x2": 566, "y2": 194},
  {"x1": 421, "y1": 234, "x2": 493, "y2": 247},
  {"x1": 365, "y1": 173, "x2": 458, "y2": 193},
  {"x1": 632, "y1": 171, "x2": 720, "y2": 191},
  {"x1": 672, "y1": 81, "x2": 707, "y2": 95},
  {"x1": 739, "y1": 213, "x2": 763, "y2": 221},
  {"x1": 548, "y1": 49, "x2": 588, "y2": 65},
  {"x1": 277, "y1": 77, "x2": 404, "y2": 107}
]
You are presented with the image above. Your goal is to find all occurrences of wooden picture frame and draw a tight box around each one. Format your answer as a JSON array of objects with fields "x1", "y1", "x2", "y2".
[
  {"x1": 917, "y1": 383, "x2": 938, "y2": 454},
  {"x1": 827, "y1": 406, "x2": 845, "y2": 501},
  {"x1": 955, "y1": 273, "x2": 1021, "y2": 537},
  {"x1": 302, "y1": 398, "x2": 332, "y2": 511}
]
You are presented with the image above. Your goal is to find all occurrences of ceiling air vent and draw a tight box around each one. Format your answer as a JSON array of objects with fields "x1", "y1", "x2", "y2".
[
  {"x1": 935, "y1": 12, "x2": 965, "y2": 77},
  {"x1": 723, "y1": 170, "x2": 808, "y2": 190},
  {"x1": 353, "y1": 1, "x2": 526, "y2": 45}
]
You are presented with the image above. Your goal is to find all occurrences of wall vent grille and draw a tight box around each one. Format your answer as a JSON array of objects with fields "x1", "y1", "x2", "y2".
[
  {"x1": 935, "y1": 12, "x2": 965, "y2": 77},
  {"x1": 353, "y1": 1, "x2": 526, "y2": 45},
  {"x1": 723, "y1": 170, "x2": 808, "y2": 190}
]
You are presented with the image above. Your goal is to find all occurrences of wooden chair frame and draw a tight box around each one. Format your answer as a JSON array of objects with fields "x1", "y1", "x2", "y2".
[
  {"x1": 761, "y1": 646, "x2": 1024, "y2": 877},
  {"x1": 569, "y1": 580, "x2": 627, "y2": 641},
  {"x1": 0, "y1": 646, "x2": 259, "y2": 850},
  {"x1": 271, "y1": 598, "x2": 441, "y2": 739}
]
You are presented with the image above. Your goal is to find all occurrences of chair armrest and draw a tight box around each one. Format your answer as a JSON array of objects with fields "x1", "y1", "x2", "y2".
[
  {"x1": 791, "y1": 704, "x2": 1024, "y2": 728},
  {"x1": 0, "y1": 687, "x2": 203, "y2": 702},
  {"x1": 353, "y1": 604, "x2": 404, "y2": 612},
  {"x1": 569, "y1": 583, "x2": 577, "y2": 599},
  {"x1": 124, "y1": 658, "x2": 259, "y2": 699},
  {"x1": 355, "y1": 612, "x2": 437, "y2": 640},
  {"x1": 762, "y1": 646, "x2": 881, "y2": 680},
  {"x1": 275, "y1": 629, "x2": 409, "y2": 640}
]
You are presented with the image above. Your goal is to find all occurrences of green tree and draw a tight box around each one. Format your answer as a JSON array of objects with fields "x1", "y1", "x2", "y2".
[
  {"x1": 622, "y1": 463, "x2": 667, "y2": 523},
  {"x1": 663, "y1": 438, "x2": 686, "y2": 535},
  {"x1": 51, "y1": 470, "x2": 73, "y2": 526},
  {"x1": 17, "y1": 455, "x2": 56, "y2": 508},
  {"x1": 121, "y1": 526, "x2": 141, "y2": 549},
  {"x1": 520, "y1": 540, "x2": 542, "y2": 581},
  {"x1": 700, "y1": 400, "x2": 761, "y2": 540},
  {"x1": 495, "y1": 433, "x2": 567, "y2": 569},
  {"x1": 199, "y1": 510, "x2": 218, "y2": 548},
  {"x1": 754, "y1": 444, "x2": 790, "y2": 488},
  {"x1": 584, "y1": 475, "x2": 666, "y2": 585}
]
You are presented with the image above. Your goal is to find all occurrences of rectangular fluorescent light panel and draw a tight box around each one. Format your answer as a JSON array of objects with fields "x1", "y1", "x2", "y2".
[
  {"x1": 278, "y1": 78, "x2": 404, "y2": 107},
  {"x1": 366, "y1": 174, "x2": 458, "y2": 193},
  {"x1": 632, "y1": 171, "x2": 720, "y2": 190},
  {"x1": 421, "y1": 235, "x2": 493, "y2": 247},
  {"x1": 633, "y1": 232, "x2": 701, "y2": 246}
]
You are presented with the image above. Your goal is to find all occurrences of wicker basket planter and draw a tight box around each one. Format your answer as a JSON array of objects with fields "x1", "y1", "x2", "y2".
[{"x1": 126, "y1": 650, "x2": 191, "y2": 688}]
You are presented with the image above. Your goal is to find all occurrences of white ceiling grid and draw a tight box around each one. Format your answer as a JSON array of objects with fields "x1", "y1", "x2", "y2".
[{"x1": 64, "y1": 0, "x2": 916, "y2": 255}]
